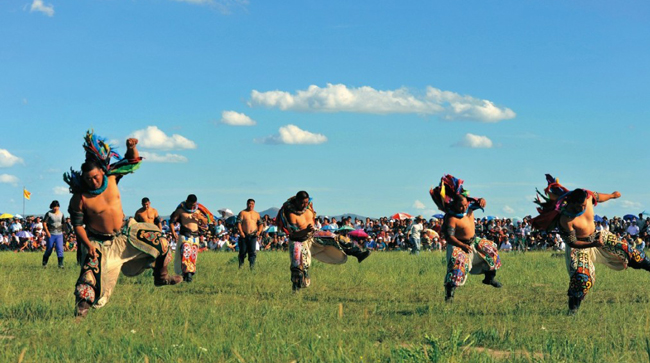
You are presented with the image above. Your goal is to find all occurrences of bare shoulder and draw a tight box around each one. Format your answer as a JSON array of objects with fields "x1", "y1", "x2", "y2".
[{"x1": 69, "y1": 194, "x2": 83, "y2": 211}]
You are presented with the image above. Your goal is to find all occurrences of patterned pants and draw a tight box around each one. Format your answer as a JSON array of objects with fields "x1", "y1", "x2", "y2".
[
  {"x1": 289, "y1": 238, "x2": 312, "y2": 290},
  {"x1": 174, "y1": 235, "x2": 199, "y2": 275},
  {"x1": 567, "y1": 230, "x2": 648, "y2": 301},
  {"x1": 75, "y1": 221, "x2": 169, "y2": 308},
  {"x1": 445, "y1": 237, "x2": 501, "y2": 288}
]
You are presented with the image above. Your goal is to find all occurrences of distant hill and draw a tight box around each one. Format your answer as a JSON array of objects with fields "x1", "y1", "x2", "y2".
[
  {"x1": 259, "y1": 207, "x2": 279, "y2": 218},
  {"x1": 330, "y1": 213, "x2": 369, "y2": 221}
]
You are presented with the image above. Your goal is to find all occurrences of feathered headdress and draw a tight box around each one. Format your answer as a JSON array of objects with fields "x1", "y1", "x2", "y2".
[
  {"x1": 429, "y1": 174, "x2": 482, "y2": 214},
  {"x1": 531, "y1": 174, "x2": 596, "y2": 231},
  {"x1": 63, "y1": 130, "x2": 142, "y2": 194}
]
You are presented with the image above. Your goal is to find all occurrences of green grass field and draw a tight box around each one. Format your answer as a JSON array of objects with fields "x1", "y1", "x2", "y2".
[{"x1": 2, "y1": 250, "x2": 650, "y2": 362}]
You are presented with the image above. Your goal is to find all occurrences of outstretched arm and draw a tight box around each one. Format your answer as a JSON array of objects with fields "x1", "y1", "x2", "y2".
[{"x1": 594, "y1": 191, "x2": 621, "y2": 203}]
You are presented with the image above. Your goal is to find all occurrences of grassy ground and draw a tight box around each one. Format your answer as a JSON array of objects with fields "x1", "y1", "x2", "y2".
[{"x1": 1, "y1": 250, "x2": 650, "y2": 362}]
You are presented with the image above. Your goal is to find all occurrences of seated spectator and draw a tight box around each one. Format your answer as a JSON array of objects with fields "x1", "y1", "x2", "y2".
[{"x1": 499, "y1": 239, "x2": 513, "y2": 252}]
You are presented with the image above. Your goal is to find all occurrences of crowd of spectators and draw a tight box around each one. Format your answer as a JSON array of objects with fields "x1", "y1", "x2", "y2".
[{"x1": 2, "y1": 212, "x2": 649, "y2": 254}]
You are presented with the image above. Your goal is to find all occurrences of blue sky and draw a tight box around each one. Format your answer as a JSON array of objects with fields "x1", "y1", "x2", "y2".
[{"x1": 1, "y1": 0, "x2": 649, "y2": 219}]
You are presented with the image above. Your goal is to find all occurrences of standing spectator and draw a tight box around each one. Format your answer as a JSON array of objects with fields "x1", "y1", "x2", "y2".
[
  {"x1": 42, "y1": 200, "x2": 66, "y2": 268},
  {"x1": 406, "y1": 216, "x2": 424, "y2": 255}
]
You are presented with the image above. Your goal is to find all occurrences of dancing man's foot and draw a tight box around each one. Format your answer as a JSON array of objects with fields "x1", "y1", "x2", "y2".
[
  {"x1": 75, "y1": 300, "x2": 91, "y2": 319},
  {"x1": 444, "y1": 284, "x2": 455, "y2": 303},
  {"x1": 356, "y1": 250, "x2": 370, "y2": 263},
  {"x1": 482, "y1": 271, "x2": 502, "y2": 288}
]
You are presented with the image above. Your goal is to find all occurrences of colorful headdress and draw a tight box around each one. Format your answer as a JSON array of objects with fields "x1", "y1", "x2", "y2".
[
  {"x1": 429, "y1": 174, "x2": 482, "y2": 215},
  {"x1": 63, "y1": 130, "x2": 142, "y2": 194},
  {"x1": 531, "y1": 174, "x2": 597, "y2": 231}
]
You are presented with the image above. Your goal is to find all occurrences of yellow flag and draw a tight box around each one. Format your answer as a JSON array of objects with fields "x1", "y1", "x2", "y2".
[{"x1": 23, "y1": 189, "x2": 31, "y2": 200}]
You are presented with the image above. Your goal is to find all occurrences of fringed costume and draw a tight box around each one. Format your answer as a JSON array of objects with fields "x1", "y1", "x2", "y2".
[
  {"x1": 277, "y1": 197, "x2": 317, "y2": 291},
  {"x1": 532, "y1": 174, "x2": 650, "y2": 311},
  {"x1": 64, "y1": 131, "x2": 178, "y2": 316},
  {"x1": 173, "y1": 201, "x2": 214, "y2": 282},
  {"x1": 430, "y1": 174, "x2": 502, "y2": 301}
]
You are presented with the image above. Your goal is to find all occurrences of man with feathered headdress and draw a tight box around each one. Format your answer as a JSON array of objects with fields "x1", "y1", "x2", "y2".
[
  {"x1": 532, "y1": 174, "x2": 650, "y2": 314},
  {"x1": 65, "y1": 130, "x2": 182, "y2": 318},
  {"x1": 430, "y1": 174, "x2": 502, "y2": 302}
]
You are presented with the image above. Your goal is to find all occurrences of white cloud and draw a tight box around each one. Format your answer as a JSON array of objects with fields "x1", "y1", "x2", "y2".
[
  {"x1": 129, "y1": 126, "x2": 197, "y2": 150},
  {"x1": 413, "y1": 200, "x2": 426, "y2": 210},
  {"x1": 0, "y1": 174, "x2": 19, "y2": 186},
  {"x1": 220, "y1": 111, "x2": 256, "y2": 126},
  {"x1": 140, "y1": 151, "x2": 189, "y2": 163},
  {"x1": 53, "y1": 186, "x2": 68, "y2": 195},
  {"x1": 30, "y1": 0, "x2": 54, "y2": 17},
  {"x1": 453, "y1": 133, "x2": 494, "y2": 148},
  {"x1": 0, "y1": 149, "x2": 23, "y2": 168},
  {"x1": 502, "y1": 205, "x2": 515, "y2": 214},
  {"x1": 249, "y1": 83, "x2": 515, "y2": 123},
  {"x1": 171, "y1": 0, "x2": 249, "y2": 14},
  {"x1": 255, "y1": 125, "x2": 327, "y2": 145},
  {"x1": 621, "y1": 200, "x2": 643, "y2": 211}
]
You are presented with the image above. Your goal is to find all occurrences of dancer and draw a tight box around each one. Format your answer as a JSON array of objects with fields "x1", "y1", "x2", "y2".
[
  {"x1": 532, "y1": 174, "x2": 650, "y2": 313},
  {"x1": 430, "y1": 175, "x2": 502, "y2": 302},
  {"x1": 170, "y1": 194, "x2": 214, "y2": 282},
  {"x1": 236, "y1": 199, "x2": 262, "y2": 270},
  {"x1": 42, "y1": 200, "x2": 65, "y2": 268},
  {"x1": 65, "y1": 131, "x2": 181, "y2": 318},
  {"x1": 134, "y1": 197, "x2": 162, "y2": 230},
  {"x1": 276, "y1": 191, "x2": 316, "y2": 291}
]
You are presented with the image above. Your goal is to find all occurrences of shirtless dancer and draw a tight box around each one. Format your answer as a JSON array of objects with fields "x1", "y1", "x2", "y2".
[
  {"x1": 430, "y1": 175, "x2": 502, "y2": 302},
  {"x1": 236, "y1": 199, "x2": 262, "y2": 270},
  {"x1": 170, "y1": 194, "x2": 207, "y2": 283},
  {"x1": 277, "y1": 191, "x2": 315, "y2": 291},
  {"x1": 532, "y1": 174, "x2": 650, "y2": 313},
  {"x1": 134, "y1": 197, "x2": 162, "y2": 230},
  {"x1": 65, "y1": 131, "x2": 181, "y2": 317}
]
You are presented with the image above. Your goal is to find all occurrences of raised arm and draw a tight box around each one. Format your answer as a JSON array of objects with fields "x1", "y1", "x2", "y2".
[{"x1": 125, "y1": 138, "x2": 139, "y2": 160}]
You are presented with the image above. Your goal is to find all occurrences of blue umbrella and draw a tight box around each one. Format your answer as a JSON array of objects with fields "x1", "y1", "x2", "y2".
[
  {"x1": 16, "y1": 230, "x2": 33, "y2": 238},
  {"x1": 266, "y1": 225, "x2": 278, "y2": 233},
  {"x1": 487, "y1": 216, "x2": 496, "y2": 221},
  {"x1": 433, "y1": 214, "x2": 444, "y2": 219},
  {"x1": 322, "y1": 224, "x2": 338, "y2": 231},
  {"x1": 623, "y1": 214, "x2": 637, "y2": 221},
  {"x1": 594, "y1": 215, "x2": 604, "y2": 223}
]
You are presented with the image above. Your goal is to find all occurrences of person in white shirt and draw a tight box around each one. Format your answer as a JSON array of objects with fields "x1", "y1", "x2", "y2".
[{"x1": 407, "y1": 216, "x2": 424, "y2": 255}]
